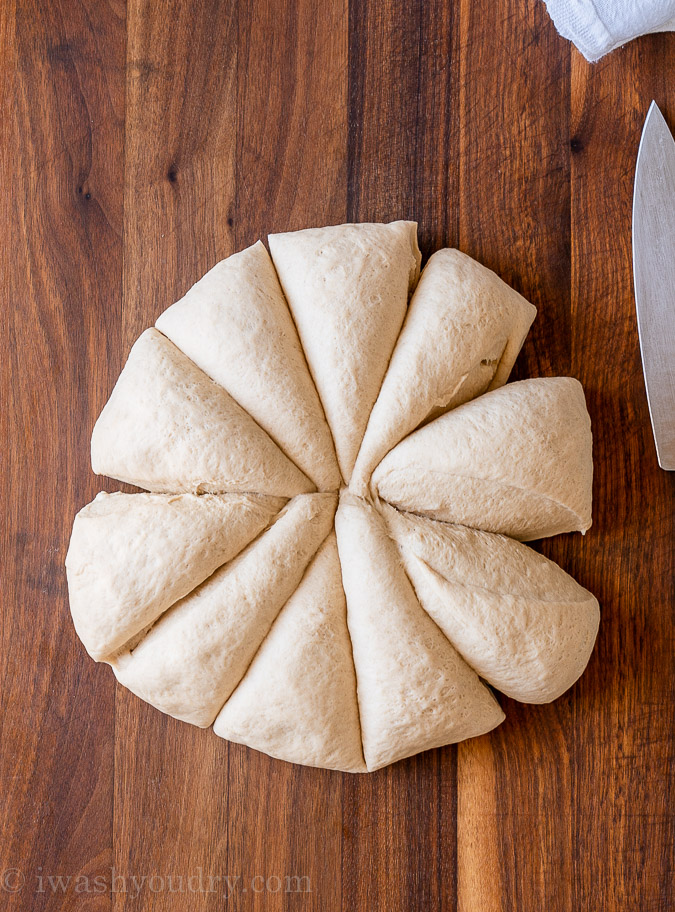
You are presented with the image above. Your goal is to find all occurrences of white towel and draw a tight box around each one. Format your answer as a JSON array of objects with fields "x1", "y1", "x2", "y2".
[{"x1": 542, "y1": 0, "x2": 675, "y2": 61}]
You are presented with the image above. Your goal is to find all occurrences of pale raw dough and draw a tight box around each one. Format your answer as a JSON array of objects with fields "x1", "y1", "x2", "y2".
[
  {"x1": 66, "y1": 491, "x2": 285, "y2": 661},
  {"x1": 156, "y1": 241, "x2": 340, "y2": 492},
  {"x1": 111, "y1": 493, "x2": 336, "y2": 727},
  {"x1": 350, "y1": 249, "x2": 536, "y2": 494},
  {"x1": 91, "y1": 328, "x2": 314, "y2": 498},
  {"x1": 68, "y1": 225, "x2": 601, "y2": 772},
  {"x1": 381, "y1": 504, "x2": 600, "y2": 703},
  {"x1": 214, "y1": 532, "x2": 366, "y2": 772},
  {"x1": 269, "y1": 221, "x2": 421, "y2": 484},
  {"x1": 334, "y1": 493, "x2": 504, "y2": 771},
  {"x1": 372, "y1": 377, "x2": 593, "y2": 541}
]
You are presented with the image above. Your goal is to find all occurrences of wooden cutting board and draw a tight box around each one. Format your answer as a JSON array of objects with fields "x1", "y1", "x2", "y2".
[{"x1": 1, "y1": 1, "x2": 673, "y2": 909}]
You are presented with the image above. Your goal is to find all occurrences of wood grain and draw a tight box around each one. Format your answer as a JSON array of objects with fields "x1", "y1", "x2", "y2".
[
  {"x1": 1, "y1": 1, "x2": 674, "y2": 910},
  {"x1": 344, "y1": 2, "x2": 459, "y2": 908},
  {"x1": 114, "y1": 2, "x2": 238, "y2": 910},
  {"x1": 227, "y1": 2, "x2": 348, "y2": 910},
  {"x1": 456, "y1": 3, "x2": 577, "y2": 911},
  {"x1": 235, "y1": 0, "x2": 348, "y2": 244},
  {"x1": 347, "y1": 0, "x2": 458, "y2": 254},
  {"x1": 1, "y1": 2, "x2": 125, "y2": 911},
  {"x1": 570, "y1": 37, "x2": 675, "y2": 912}
]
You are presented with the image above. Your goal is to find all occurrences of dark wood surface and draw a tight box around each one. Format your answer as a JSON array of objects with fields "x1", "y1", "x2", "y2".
[{"x1": 2, "y1": 1, "x2": 673, "y2": 909}]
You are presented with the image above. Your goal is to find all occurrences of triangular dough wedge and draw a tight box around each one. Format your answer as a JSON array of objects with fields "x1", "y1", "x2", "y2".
[
  {"x1": 91, "y1": 328, "x2": 314, "y2": 498},
  {"x1": 111, "y1": 493, "x2": 336, "y2": 727},
  {"x1": 269, "y1": 221, "x2": 421, "y2": 483},
  {"x1": 66, "y1": 491, "x2": 285, "y2": 661},
  {"x1": 350, "y1": 249, "x2": 536, "y2": 494},
  {"x1": 334, "y1": 493, "x2": 504, "y2": 771},
  {"x1": 214, "y1": 533, "x2": 366, "y2": 772},
  {"x1": 381, "y1": 504, "x2": 600, "y2": 703},
  {"x1": 156, "y1": 242, "x2": 340, "y2": 491},
  {"x1": 372, "y1": 377, "x2": 593, "y2": 541}
]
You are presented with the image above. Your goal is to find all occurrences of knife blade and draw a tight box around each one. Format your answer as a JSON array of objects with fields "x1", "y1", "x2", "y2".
[{"x1": 632, "y1": 101, "x2": 675, "y2": 471}]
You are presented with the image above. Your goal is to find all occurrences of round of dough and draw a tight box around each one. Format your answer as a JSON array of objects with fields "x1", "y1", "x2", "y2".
[{"x1": 68, "y1": 223, "x2": 598, "y2": 772}]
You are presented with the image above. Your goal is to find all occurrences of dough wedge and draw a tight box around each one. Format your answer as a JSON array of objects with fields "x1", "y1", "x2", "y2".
[
  {"x1": 269, "y1": 221, "x2": 421, "y2": 483},
  {"x1": 373, "y1": 377, "x2": 593, "y2": 541},
  {"x1": 156, "y1": 242, "x2": 340, "y2": 491},
  {"x1": 335, "y1": 493, "x2": 504, "y2": 771},
  {"x1": 351, "y1": 248, "x2": 536, "y2": 494},
  {"x1": 111, "y1": 493, "x2": 336, "y2": 727},
  {"x1": 381, "y1": 504, "x2": 600, "y2": 703},
  {"x1": 91, "y1": 328, "x2": 314, "y2": 498},
  {"x1": 66, "y1": 491, "x2": 285, "y2": 661},
  {"x1": 214, "y1": 533, "x2": 366, "y2": 772}
]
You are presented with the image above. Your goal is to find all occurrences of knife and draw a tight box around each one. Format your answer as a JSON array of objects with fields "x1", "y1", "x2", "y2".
[{"x1": 632, "y1": 101, "x2": 675, "y2": 471}]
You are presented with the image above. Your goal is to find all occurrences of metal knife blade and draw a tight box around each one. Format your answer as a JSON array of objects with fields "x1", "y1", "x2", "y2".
[{"x1": 632, "y1": 101, "x2": 675, "y2": 471}]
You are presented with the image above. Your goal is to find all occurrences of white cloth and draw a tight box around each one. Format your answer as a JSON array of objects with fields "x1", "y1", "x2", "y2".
[{"x1": 542, "y1": 0, "x2": 675, "y2": 61}]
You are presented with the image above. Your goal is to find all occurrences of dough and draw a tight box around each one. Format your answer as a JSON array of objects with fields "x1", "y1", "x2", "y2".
[
  {"x1": 68, "y1": 225, "x2": 600, "y2": 772},
  {"x1": 335, "y1": 493, "x2": 504, "y2": 771},
  {"x1": 381, "y1": 503, "x2": 600, "y2": 703},
  {"x1": 351, "y1": 248, "x2": 536, "y2": 494},
  {"x1": 269, "y1": 221, "x2": 421, "y2": 483},
  {"x1": 214, "y1": 533, "x2": 366, "y2": 772},
  {"x1": 372, "y1": 377, "x2": 593, "y2": 540},
  {"x1": 66, "y1": 491, "x2": 285, "y2": 661},
  {"x1": 91, "y1": 328, "x2": 314, "y2": 498},
  {"x1": 111, "y1": 493, "x2": 336, "y2": 727},
  {"x1": 156, "y1": 241, "x2": 340, "y2": 491}
]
